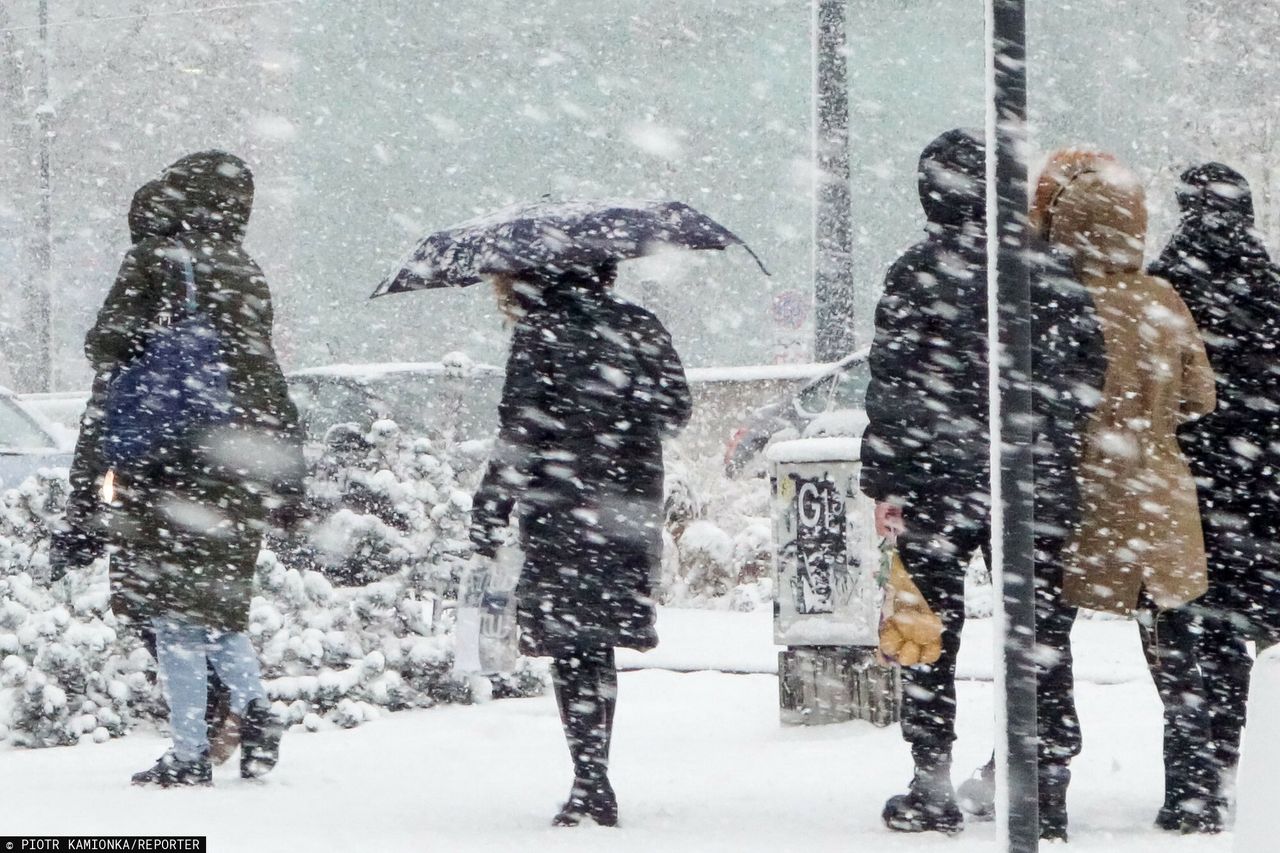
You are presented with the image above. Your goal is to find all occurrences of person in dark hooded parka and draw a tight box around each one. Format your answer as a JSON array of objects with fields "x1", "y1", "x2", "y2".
[
  {"x1": 470, "y1": 262, "x2": 691, "y2": 827},
  {"x1": 1149, "y1": 161, "x2": 1280, "y2": 817},
  {"x1": 55, "y1": 177, "x2": 241, "y2": 763},
  {"x1": 859, "y1": 130, "x2": 1106, "y2": 838},
  {"x1": 65, "y1": 151, "x2": 305, "y2": 787}
]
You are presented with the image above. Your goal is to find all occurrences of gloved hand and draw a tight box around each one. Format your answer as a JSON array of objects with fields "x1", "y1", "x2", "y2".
[
  {"x1": 268, "y1": 495, "x2": 313, "y2": 535},
  {"x1": 469, "y1": 515, "x2": 503, "y2": 559},
  {"x1": 878, "y1": 545, "x2": 944, "y2": 667},
  {"x1": 48, "y1": 526, "x2": 105, "y2": 582}
]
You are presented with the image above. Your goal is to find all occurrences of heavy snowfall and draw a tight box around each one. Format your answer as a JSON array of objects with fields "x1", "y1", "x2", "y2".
[{"x1": 3, "y1": 2, "x2": 1280, "y2": 852}]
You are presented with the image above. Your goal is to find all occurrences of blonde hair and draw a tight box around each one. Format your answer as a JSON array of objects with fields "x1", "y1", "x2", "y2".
[{"x1": 490, "y1": 273, "x2": 523, "y2": 325}]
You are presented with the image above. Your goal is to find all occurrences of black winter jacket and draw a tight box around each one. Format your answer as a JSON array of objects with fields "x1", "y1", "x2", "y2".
[
  {"x1": 860, "y1": 129, "x2": 1105, "y2": 543},
  {"x1": 471, "y1": 277, "x2": 691, "y2": 655},
  {"x1": 1149, "y1": 162, "x2": 1280, "y2": 622}
]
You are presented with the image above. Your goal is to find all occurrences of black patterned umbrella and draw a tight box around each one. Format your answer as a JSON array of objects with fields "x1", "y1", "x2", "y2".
[{"x1": 372, "y1": 198, "x2": 768, "y2": 296}]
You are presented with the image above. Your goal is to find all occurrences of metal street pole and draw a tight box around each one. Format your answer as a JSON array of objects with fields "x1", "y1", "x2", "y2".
[
  {"x1": 33, "y1": 0, "x2": 54, "y2": 392},
  {"x1": 812, "y1": 0, "x2": 853, "y2": 363},
  {"x1": 986, "y1": 0, "x2": 1037, "y2": 851}
]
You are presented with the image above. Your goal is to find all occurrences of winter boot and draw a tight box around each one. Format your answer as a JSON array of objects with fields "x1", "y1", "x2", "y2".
[
  {"x1": 131, "y1": 751, "x2": 212, "y2": 788},
  {"x1": 882, "y1": 764, "x2": 964, "y2": 835},
  {"x1": 553, "y1": 775, "x2": 618, "y2": 828},
  {"x1": 1154, "y1": 794, "x2": 1223, "y2": 834},
  {"x1": 1039, "y1": 763, "x2": 1070, "y2": 842},
  {"x1": 956, "y1": 754, "x2": 996, "y2": 821},
  {"x1": 239, "y1": 699, "x2": 283, "y2": 779}
]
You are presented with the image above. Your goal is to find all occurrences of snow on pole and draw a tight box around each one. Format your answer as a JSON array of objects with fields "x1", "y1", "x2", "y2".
[
  {"x1": 812, "y1": 0, "x2": 855, "y2": 362},
  {"x1": 985, "y1": 0, "x2": 1037, "y2": 851}
]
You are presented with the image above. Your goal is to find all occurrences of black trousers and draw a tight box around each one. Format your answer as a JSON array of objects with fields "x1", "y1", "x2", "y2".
[
  {"x1": 898, "y1": 501, "x2": 1081, "y2": 772},
  {"x1": 550, "y1": 645, "x2": 618, "y2": 786},
  {"x1": 1194, "y1": 612, "x2": 1255, "y2": 773},
  {"x1": 1136, "y1": 592, "x2": 1216, "y2": 808}
]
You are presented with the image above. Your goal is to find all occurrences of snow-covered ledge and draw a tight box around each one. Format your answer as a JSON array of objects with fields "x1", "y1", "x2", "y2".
[
  {"x1": 765, "y1": 436, "x2": 861, "y2": 465},
  {"x1": 1235, "y1": 645, "x2": 1280, "y2": 853}
]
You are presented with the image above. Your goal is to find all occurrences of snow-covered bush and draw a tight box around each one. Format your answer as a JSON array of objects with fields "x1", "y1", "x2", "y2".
[
  {"x1": 0, "y1": 469, "x2": 66, "y2": 583},
  {"x1": 659, "y1": 456, "x2": 775, "y2": 610},
  {"x1": 0, "y1": 422, "x2": 543, "y2": 748},
  {"x1": 0, "y1": 567, "x2": 160, "y2": 748}
]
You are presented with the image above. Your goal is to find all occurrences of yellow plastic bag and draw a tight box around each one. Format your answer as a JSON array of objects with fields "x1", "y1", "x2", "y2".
[{"x1": 878, "y1": 541, "x2": 944, "y2": 666}]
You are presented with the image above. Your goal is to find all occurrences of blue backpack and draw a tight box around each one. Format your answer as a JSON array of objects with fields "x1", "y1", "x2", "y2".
[{"x1": 100, "y1": 244, "x2": 233, "y2": 468}]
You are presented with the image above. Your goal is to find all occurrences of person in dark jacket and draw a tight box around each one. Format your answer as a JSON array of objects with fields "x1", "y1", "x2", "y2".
[
  {"x1": 860, "y1": 130, "x2": 1106, "y2": 837},
  {"x1": 54, "y1": 177, "x2": 240, "y2": 763},
  {"x1": 470, "y1": 261, "x2": 691, "y2": 827},
  {"x1": 73, "y1": 151, "x2": 305, "y2": 786},
  {"x1": 1149, "y1": 162, "x2": 1280, "y2": 822}
]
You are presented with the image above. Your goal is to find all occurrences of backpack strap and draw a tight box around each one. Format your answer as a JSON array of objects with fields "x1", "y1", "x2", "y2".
[{"x1": 161, "y1": 239, "x2": 199, "y2": 317}]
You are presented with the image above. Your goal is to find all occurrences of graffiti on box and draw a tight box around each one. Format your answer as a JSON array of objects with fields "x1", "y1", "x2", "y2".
[
  {"x1": 771, "y1": 460, "x2": 881, "y2": 647},
  {"x1": 789, "y1": 474, "x2": 852, "y2": 614}
]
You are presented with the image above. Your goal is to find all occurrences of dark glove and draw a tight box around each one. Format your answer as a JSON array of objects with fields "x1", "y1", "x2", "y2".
[
  {"x1": 268, "y1": 494, "x2": 313, "y2": 535},
  {"x1": 469, "y1": 517, "x2": 502, "y2": 559},
  {"x1": 48, "y1": 526, "x2": 105, "y2": 581},
  {"x1": 470, "y1": 489, "x2": 514, "y2": 558}
]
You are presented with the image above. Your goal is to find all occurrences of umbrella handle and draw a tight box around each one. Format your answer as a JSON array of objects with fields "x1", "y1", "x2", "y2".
[{"x1": 737, "y1": 241, "x2": 772, "y2": 276}]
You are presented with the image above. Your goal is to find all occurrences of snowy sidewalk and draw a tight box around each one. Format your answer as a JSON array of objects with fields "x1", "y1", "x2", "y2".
[
  {"x1": 0, "y1": 609, "x2": 1231, "y2": 851},
  {"x1": 0, "y1": 671, "x2": 1230, "y2": 852}
]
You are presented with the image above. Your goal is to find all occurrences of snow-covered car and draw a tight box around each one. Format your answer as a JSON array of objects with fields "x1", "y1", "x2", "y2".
[
  {"x1": 286, "y1": 356, "x2": 505, "y2": 447},
  {"x1": 722, "y1": 348, "x2": 871, "y2": 478},
  {"x1": 0, "y1": 387, "x2": 74, "y2": 490}
]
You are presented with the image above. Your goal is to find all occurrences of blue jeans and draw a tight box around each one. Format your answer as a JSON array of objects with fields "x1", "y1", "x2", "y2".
[{"x1": 153, "y1": 616, "x2": 268, "y2": 761}]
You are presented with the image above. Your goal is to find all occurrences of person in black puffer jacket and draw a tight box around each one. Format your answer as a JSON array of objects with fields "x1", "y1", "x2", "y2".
[
  {"x1": 861, "y1": 131, "x2": 1105, "y2": 838},
  {"x1": 470, "y1": 261, "x2": 691, "y2": 828},
  {"x1": 1149, "y1": 162, "x2": 1280, "y2": 817}
]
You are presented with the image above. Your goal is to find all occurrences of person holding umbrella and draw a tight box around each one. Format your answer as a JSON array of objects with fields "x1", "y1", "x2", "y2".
[{"x1": 377, "y1": 199, "x2": 756, "y2": 826}]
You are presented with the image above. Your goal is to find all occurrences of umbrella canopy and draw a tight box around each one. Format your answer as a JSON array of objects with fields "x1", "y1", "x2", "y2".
[{"x1": 372, "y1": 198, "x2": 769, "y2": 296}]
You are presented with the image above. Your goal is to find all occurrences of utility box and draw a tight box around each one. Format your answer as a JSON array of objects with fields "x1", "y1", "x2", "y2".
[{"x1": 767, "y1": 436, "x2": 900, "y2": 726}]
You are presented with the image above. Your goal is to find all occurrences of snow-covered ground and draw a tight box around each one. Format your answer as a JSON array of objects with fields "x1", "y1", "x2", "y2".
[{"x1": 0, "y1": 610, "x2": 1235, "y2": 852}]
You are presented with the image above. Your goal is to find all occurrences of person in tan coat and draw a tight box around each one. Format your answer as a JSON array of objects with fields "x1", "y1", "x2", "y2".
[{"x1": 1042, "y1": 152, "x2": 1223, "y2": 833}]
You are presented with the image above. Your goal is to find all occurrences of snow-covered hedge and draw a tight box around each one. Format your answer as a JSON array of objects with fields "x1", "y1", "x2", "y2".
[
  {"x1": 0, "y1": 417, "x2": 788, "y2": 748},
  {"x1": 0, "y1": 424, "x2": 544, "y2": 748}
]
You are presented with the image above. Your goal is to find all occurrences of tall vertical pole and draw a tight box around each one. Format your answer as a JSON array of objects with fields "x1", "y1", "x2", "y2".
[
  {"x1": 33, "y1": 0, "x2": 54, "y2": 392},
  {"x1": 812, "y1": 0, "x2": 853, "y2": 363},
  {"x1": 986, "y1": 0, "x2": 1037, "y2": 851}
]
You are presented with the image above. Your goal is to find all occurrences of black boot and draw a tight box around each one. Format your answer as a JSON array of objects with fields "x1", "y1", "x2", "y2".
[
  {"x1": 551, "y1": 647, "x2": 619, "y2": 828},
  {"x1": 883, "y1": 763, "x2": 964, "y2": 835},
  {"x1": 1155, "y1": 796, "x2": 1223, "y2": 835},
  {"x1": 239, "y1": 699, "x2": 283, "y2": 779},
  {"x1": 1039, "y1": 763, "x2": 1070, "y2": 842},
  {"x1": 131, "y1": 751, "x2": 212, "y2": 788},
  {"x1": 553, "y1": 776, "x2": 618, "y2": 827}
]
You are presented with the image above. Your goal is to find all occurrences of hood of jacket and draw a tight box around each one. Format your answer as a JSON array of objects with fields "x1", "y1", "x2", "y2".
[
  {"x1": 127, "y1": 179, "x2": 183, "y2": 245},
  {"x1": 1169, "y1": 161, "x2": 1270, "y2": 263},
  {"x1": 1042, "y1": 154, "x2": 1147, "y2": 277},
  {"x1": 162, "y1": 150, "x2": 254, "y2": 242},
  {"x1": 917, "y1": 128, "x2": 986, "y2": 230}
]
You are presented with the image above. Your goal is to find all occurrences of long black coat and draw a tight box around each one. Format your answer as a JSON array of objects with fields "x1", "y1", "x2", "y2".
[
  {"x1": 859, "y1": 128, "x2": 1106, "y2": 544},
  {"x1": 471, "y1": 278, "x2": 691, "y2": 656},
  {"x1": 1149, "y1": 162, "x2": 1280, "y2": 628},
  {"x1": 75, "y1": 151, "x2": 305, "y2": 632}
]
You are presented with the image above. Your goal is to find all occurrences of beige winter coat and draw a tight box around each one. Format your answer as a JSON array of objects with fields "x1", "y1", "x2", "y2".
[{"x1": 1047, "y1": 158, "x2": 1217, "y2": 614}]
